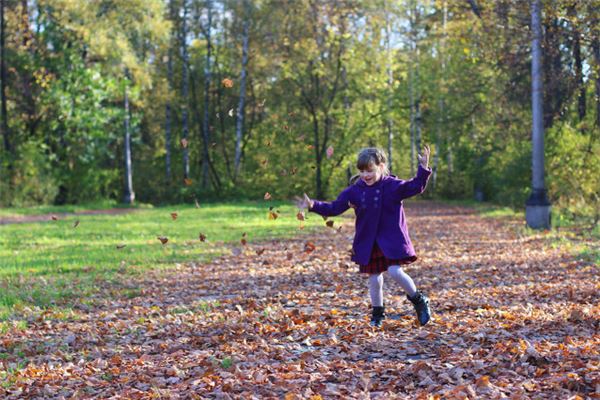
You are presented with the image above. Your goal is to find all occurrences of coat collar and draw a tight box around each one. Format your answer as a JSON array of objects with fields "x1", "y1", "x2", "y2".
[{"x1": 355, "y1": 174, "x2": 397, "y2": 188}]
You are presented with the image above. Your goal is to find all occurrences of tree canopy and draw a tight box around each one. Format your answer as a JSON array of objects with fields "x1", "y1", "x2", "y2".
[{"x1": 0, "y1": 0, "x2": 598, "y2": 225}]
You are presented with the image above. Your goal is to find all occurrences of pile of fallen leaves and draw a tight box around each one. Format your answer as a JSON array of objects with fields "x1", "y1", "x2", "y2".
[{"x1": 0, "y1": 202, "x2": 598, "y2": 399}]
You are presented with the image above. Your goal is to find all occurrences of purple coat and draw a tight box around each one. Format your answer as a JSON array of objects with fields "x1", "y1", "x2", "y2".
[{"x1": 310, "y1": 165, "x2": 432, "y2": 266}]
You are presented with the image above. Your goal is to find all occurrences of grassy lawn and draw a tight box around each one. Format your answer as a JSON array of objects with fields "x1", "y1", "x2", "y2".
[{"x1": 0, "y1": 201, "x2": 324, "y2": 319}]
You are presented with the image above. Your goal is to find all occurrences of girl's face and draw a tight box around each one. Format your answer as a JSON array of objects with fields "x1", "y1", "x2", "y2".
[{"x1": 360, "y1": 163, "x2": 384, "y2": 186}]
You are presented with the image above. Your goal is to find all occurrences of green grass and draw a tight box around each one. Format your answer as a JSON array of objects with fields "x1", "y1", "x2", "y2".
[
  {"x1": 0, "y1": 201, "x2": 323, "y2": 318},
  {"x1": 0, "y1": 199, "x2": 132, "y2": 217}
]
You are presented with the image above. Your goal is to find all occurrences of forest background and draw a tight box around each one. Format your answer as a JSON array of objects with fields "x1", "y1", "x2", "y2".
[{"x1": 0, "y1": 0, "x2": 598, "y2": 228}]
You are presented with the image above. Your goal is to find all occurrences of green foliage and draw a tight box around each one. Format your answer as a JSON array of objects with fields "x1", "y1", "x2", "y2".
[
  {"x1": 0, "y1": 0, "x2": 597, "y2": 226},
  {"x1": 546, "y1": 124, "x2": 600, "y2": 226},
  {"x1": 3, "y1": 140, "x2": 58, "y2": 206}
]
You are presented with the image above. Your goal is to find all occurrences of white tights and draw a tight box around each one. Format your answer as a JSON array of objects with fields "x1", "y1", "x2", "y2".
[{"x1": 368, "y1": 266, "x2": 418, "y2": 307}]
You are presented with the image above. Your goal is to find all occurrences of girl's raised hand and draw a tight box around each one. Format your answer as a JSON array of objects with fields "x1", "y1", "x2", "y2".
[
  {"x1": 417, "y1": 144, "x2": 431, "y2": 168},
  {"x1": 295, "y1": 193, "x2": 314, "y2": 210}
]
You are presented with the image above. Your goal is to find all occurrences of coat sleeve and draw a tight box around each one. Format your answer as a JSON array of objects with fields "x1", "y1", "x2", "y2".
[
  {"x1": 391, "y1": 165, "x2": 432, "y2": 200},
  {"x1": 309, "y1": 186, "x2": 352, "y2": 217}
]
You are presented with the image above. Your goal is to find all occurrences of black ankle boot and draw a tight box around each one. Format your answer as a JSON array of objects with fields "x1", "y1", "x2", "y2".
[
  {"x1": 370, "y1": 306, "x2": 385, "y2": 327},
  {"x1": 407, "y1": 291, "x2": 431, "y2": 326}
]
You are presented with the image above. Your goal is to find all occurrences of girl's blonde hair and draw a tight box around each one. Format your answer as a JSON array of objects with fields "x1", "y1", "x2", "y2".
[{"x1": 350, "y1": 147, "x2": 390, "y2": 184}]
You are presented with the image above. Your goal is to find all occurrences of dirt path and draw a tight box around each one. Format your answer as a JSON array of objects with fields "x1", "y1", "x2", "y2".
[
  {"x1": 0, "y1": 208, "x2": 137, "y2": 225},
  {"x1": 1, "y1": 202, "x2": 597, "y2": 399}
]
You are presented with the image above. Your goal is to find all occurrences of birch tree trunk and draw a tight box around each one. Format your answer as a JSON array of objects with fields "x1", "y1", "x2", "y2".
[
  {"x1": 591, "y1": 37, "x2": 599, "y2": 130},
  {"x1": 573, "y1": 29, "x2": 585, "y2": 121},
  {"x1": 384, "y1": 0, "x2": 394, "y2": 171},
  {"x1": 433, "y1": 0, "x2": 446, "y2": 192},
  {"x1": 234, "y1": 1, "x2": 250, "y2": 182},
  {"x1": 123, "y1": 81, "x2": 135, "y2": 205},
  {"x1": 526, "y1": 0, "x2": 551, "y2": 229},
  {"x1": 201, "y1": 0, "x2": 212, "y2": 189},
  {"x1": 181, "y1": 0, "x2": 190, "y2": 180},
  {"x1": 408, "y1": 2, "x2": 415, "y2": 176},
  {"x1": 409, "y1": 65, "x2": 415, "y2": 176},
  {"x1": 413, "y1": 2, "x2": 422, "y2": 157}
]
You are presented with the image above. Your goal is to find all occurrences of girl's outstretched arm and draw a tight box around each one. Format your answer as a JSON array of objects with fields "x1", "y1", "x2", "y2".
[
  {"x1": 394, "y1": 145, "x2": 432, "y2": 200},
  {"x1": 303, "y1": 188, "x2": 351, "y2": 217}
]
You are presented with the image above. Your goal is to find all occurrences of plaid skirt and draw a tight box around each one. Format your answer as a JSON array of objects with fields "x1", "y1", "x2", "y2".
[{"x1": 358, "y1": 243, "x2": 417, "y2": 274}]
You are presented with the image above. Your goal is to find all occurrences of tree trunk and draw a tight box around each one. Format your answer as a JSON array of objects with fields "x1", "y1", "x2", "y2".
[
  {"x1": 471, "y1": 115, "x2": 484, "y2": 201},
  {"x1": 592, "y1": 37, "x2": 600, "y2": 130},
  {"x1": 385, "y1": 0, "x2": 393, "y2": 171},
  {"x1": 123, "y1": 82, "x2": 135, "y2": 204},
  {"x1": 408, "y1": 3, "x2": 415, "y2": 176},
  {"x1": 433, "y1": 0, "x2": 447, "y2": 192},
  {"x1": 573, "y1": 25, "x2": 585, "y2": 121},
  {"x1": 414, "y1": 6, "x2": 422, "y2": 155},
  {"x1": 526, "y1": 0, "x2": 550, "y2": 229},
  {"x1": 201, "y1": 0, "x2": 212, "y2": 189},
  {"x1": 0, "y1": 0, "x2": 9, "y2": 156},
  {"x1": 311, "y1": 110, "x2": 323, "y2": 198},
  {"x1": 234, "y1": 2, "x2": 250, "y2": 182},
  {"x1": 165, "y1": 0, "x2": 174, "y2": 182},
  {"x1": 181, "y1": 0, "x2": 190, "y2": 180}
]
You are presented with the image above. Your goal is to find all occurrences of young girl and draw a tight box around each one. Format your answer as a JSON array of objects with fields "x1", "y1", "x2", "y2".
[{"x1": 301, "y1": 146, "x2": 432, "y2": 327}]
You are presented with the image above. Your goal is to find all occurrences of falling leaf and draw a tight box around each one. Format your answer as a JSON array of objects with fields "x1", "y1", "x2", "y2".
[
  {"x1": 256, "y1": 248, "x2": 266, "y2": 255},
  {"x1": 304, "y1": 241, "x2": 316, "y2": 253},
  {"x1": 222, "y1": 78, "x2": 234, "y2": 88},
  {"x1": 264, "y1": 192, "x2": 272, "y2": 200},
  {"x1": 211, "y1": 142, "x2": 217, "y2": 147},
  {"x1": 297, "y1": 211, "x2": 305, "y2": 221},
  {"x1": 266, "y1": 141, "x2": 272, "y2": 147},
  {"x1": 157, "y1": 236, "x2": 169, "y2": 245},
  {"x1": 184, "y1": 178, "x2": 193, "y2": 186},
  {"x1": 326, "y1": 220, "x2": 334, "y2": 228},
  {"x1": 326, "y1": 145, "x2": 334, "y2": 158},
  {"x1": 199, "y1": 233, "x2": 207, "y2": 242},
  {"x1": 180, "y1": 138, "x2": 188, "y2": 148},
  {"x1": 241, "y1": 238, "x2": 247, "y2": 246},
  {"x1": 170, "y1": 212, "x2": 178, "y2": 220},
  {"x1": 73, "y1": 220, "x2": 80, "y2": 228},
  {"x1": 261, "y1": 159, "x2": 268, "y2": 166},
  {"x1": 228, "y1": 108, "x2": 234, "y2": 117},
  {"x1": 51, "y1": 215, "x2": 58, "y2": 221},
  {"x1": 268, "y1": 211, "x2": 279, "y2": 220},
  {"x1": 116, "y1": 244, "x2": 126, "y2": 249},
  {"x1": 307, "y1": 144, "x2": 314, "y2": 150}
]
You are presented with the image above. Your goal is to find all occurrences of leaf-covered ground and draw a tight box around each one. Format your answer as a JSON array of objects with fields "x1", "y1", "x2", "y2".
[{"x1": 1, "y1": 202, "x2": 598, "y2": 399}]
